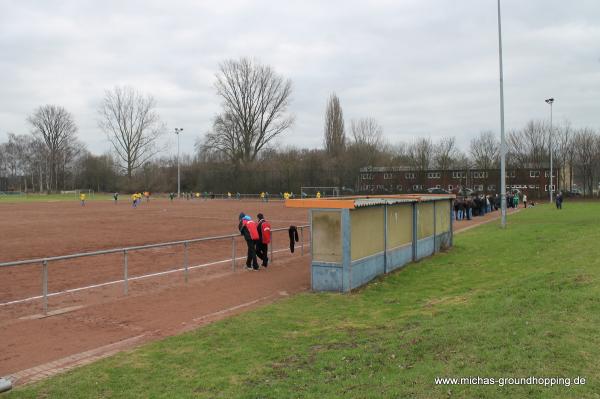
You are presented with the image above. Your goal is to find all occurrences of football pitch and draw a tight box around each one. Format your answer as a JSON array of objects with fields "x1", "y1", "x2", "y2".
[{"x1": 6, "y1": 202, "x2": 600, "y2": 398}]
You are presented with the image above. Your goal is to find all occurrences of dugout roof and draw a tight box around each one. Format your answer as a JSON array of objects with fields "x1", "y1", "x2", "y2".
[{"x1": 285, "y1": 194, "x2": 455, "y2": 209}]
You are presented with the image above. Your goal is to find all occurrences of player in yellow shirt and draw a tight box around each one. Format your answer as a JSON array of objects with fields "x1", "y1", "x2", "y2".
[
  {"x1": 80, "y1": 193, "x2": 86, "y2": 206},
  {"x1": 316, "y1": 191, "x2": 321, "y2": 199},
  {"x1": 283, "y1": 192, "x2": 290, "y2": 200},
  {"x1": 260, "y1": 192, "x2": 265, "y2": 202}
]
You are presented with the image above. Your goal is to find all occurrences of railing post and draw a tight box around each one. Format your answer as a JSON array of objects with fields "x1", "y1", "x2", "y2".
[
  {"x1": 42, "y1": 260, "x2": 48, "y2": 315},
  {"x1": 123, "y1": 250, "x2": 128, "y2": 295},
  {"x1": 184, "y1": 241, "x2": 189, "y2": 283},
  {"x1": 270, "y1": 233, "x2": 274, "y2": 263},
  {"x1": 231, "y1": 237, "x2": 236, "y2": 271},
  {"x1": 300, "y1": 226, "x2": 304, "y2": 256}
]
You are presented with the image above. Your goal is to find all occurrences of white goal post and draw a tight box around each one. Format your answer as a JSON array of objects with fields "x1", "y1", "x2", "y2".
[
  {"x1": 74, "y1": 189, "x2": 95, "y2": 198},
  {"x1": 300, "y1": 186, "x2": 340, "y2": 198}
]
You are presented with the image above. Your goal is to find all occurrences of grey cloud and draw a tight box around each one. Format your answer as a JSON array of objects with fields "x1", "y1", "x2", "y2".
[{"x1": 1, "y1": 0, "x2": 599, "y2": 156}]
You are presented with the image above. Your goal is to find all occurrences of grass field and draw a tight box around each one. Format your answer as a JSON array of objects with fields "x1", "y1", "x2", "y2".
[
  {"x1": 0, "y1": 193, "x2": 115, "y2": 202},
  {"x1": 8, "y1": 202, "x2": 600, "y2": 398}
]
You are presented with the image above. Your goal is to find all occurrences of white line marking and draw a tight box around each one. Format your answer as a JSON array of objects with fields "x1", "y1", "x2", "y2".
[
  {"x1": 0, "y1": 245, "x2": 310, "y2": 307},
  {"x1": 192, "y1": 294, "x2": 277, "y2": 322}
]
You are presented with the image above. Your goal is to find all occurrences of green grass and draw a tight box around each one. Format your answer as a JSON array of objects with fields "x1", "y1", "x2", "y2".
[
  {"x1": 0, "y1": 193, "x2": 115, "y2": 202},
  {"x1": 9, "y1": 203, "x2": 600, "y2": 398}
]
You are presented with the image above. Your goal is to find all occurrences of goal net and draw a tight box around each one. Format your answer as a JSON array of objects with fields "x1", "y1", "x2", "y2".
[
  {"x1": 300, "y1": 186, "x2": 340, "y2": 198},
  {"x1": 74, "y1": 189, "x2": 95, "y2": 198}
]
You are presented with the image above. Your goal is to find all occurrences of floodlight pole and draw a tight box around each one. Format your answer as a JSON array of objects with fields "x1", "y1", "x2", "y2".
[
  {"x1": 175, "y1": 128, "x2": 183, "y2": 198},
  {"x1": 497, "y1": 0, "x2": 507, "y2": 228},
  {"x1": 545, "y1": 98, "x2": 554, "y2": 203}
]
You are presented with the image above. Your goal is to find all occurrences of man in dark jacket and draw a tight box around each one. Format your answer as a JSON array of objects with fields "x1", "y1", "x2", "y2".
[
  {"x1": 238, "y1": 212, "x2": 260, "y2": 270},
  {"x1": 256, "y1": 213, "x2": 270, "y2": 267}
]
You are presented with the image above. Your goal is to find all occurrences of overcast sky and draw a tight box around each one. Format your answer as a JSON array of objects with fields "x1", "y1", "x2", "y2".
[{"x1": 1, "y1": 0, "x2": 599, "y2": 157}]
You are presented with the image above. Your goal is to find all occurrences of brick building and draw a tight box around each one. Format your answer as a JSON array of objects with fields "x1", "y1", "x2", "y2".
[{"x1": 358, "y1": 166, "x2": 559, "y2": 199}]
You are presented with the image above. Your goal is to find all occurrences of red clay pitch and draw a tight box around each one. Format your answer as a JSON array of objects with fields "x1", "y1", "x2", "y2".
[{"x1": 0, "y1": 198, "x2": 517, "y2": 384}]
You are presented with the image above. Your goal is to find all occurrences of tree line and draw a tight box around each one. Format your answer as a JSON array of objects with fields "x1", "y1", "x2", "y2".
[{"x1": 1, "y1": 58, "x2": 599, "y2": 195}]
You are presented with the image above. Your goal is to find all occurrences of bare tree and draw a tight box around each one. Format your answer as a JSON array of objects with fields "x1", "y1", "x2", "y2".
[
  {"x1": 434, "y1": 136, "x2": 459, "y2": 171},
  {"x1": 27, "y1": 105, "x2": 78, "y2": 191},
  {"x1": 324, "y1": 93, "x2": 345, "y2": 155},
  {"x1": 508, "y1": 120, "x2": 548, "y2": 168},
  {"x1": 572, "y1": 128, "x2": 599, "y2": 195},
  {"x1": 205, "y1": 58, "x2": 293, "y2": 164},
  {"x1": 470, "y1": 131, "x2": 499, "y2": 170},
  {"x1": 554, "y1": 121, "x2": 574, "y2": 191},
  {"x1": 407, "y1": 137, "x2": 433, "y2": 171},
  {"x1": 350, "y1": 118, "x2": 384, "y2": 149},
  {"x1": 98, "y1": 86, "x2": 164, "y2": 179}
]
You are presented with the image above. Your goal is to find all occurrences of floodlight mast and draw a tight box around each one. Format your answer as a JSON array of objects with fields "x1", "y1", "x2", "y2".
[
  {"x1": 497, "y1": 0, "x2": 507, "y2": 228},
  {"x1": 545, "y1": 98, "x2": 554, "y2": 203},
  {"x1": 175, "y1": 128, "x2": 183, "y2": 198}
]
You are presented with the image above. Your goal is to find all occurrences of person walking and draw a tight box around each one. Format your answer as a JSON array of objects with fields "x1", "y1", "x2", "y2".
[
  {"x1": 239, "y1": 213, "x2": 260, "y2": 270},
  {"x1": 256, "y1": 213, "x2": 271, "y2": 267},
  {"x1": 556, "y1": 191, "x2": 563, "y2": 209}
]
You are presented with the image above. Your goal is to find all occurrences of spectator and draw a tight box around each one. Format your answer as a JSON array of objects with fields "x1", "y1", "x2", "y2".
[
  {"x1": 238, "y1": 213, "x2": 260, "y2": 270},
  {"x1": 256, "y1": 213, "x2": 271, "y2": 267}
]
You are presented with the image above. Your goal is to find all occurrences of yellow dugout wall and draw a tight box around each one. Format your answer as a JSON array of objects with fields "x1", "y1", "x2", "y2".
[
  {"x1": 312, "y1": 210, "x2": 342, "y2": 263},
  {"x1": 417, "y1": 202, "x2": 435, "y2": 239},
  {"x1": 386, "y1": 203, "x2": 413, "y2": 249},
  {"x1": 350, "y1": 206, "x2": 385, "y2": 261},
  {"x1": 435, "y1": 200, "x2": 451, "y2": 233}
]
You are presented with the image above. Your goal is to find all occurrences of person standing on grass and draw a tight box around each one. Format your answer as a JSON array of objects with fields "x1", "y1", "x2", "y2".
[
  {"x1": 80, "y1": 193, "x2": 86, "y2": 206},
  {"x1": 256, "y1": 213, "x2": 271, "y2": 267},
  {"x1": 556, "y1": 191, "x2": 563, "y2": 209},
  {"x1": 523, "y1": 193, "x2": 528, "y2": 208},
  {"x1": 239, "y1": 213, "x2": 260, "y2": 270},
  {"x1": 513, "y1": 192, "x2": 519, "y2": 208}
]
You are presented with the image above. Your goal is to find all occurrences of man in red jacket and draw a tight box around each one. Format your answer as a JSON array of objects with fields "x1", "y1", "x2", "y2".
[
  {"x1": 238, "y1": 213, "x2": 260, "y2": 270},
  {"x1": 256, "y1": 213, "x2": 271, "y2": 267}
]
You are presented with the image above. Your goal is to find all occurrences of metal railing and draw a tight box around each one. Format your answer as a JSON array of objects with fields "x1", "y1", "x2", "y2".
[{"x1": 0, "y1": 225, "x2": 310, "y2": 315}]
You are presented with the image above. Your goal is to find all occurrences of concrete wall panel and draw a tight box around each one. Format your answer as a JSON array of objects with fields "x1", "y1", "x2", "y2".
[
  {"x1": 312, "y1": 210, "x2": 342, "y2": 263},
  {"x1": 350, "y1": 206, "x2": 384, "y2": 261}
]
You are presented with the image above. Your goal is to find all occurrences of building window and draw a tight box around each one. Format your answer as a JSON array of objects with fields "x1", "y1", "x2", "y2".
[
  {"x1": 529, "y1": 170, "x2": 540, "y2": 178},
  {"x1": 488, "y1": 185, "x2": 496, "y2": 191},
  {"x1": 405, "y1": 172, "x2": 415, "y2": 179},
  {"x1": 544, "y1": 170, "x2": 556, "y2": 177},
  {"x1": 412, "y1": 184, "x2": 423, "y2": 191},
  {"x1": 396, "y1": 184, "x2": 403, "y2": 191},
  {"x1": 452, "y1": 171, "x2": 466, "y2": 179},
  {"x1": 383, "y1": 173, "x2": 393, "y2": 179},
  {"x1": 544, "y1": 185, "x2": 556, "y2": 192},
  {"x1": 361, "y1": 173, "x2": 373, "y2": 180},
  {"x1": 448, "y1": 185, "x2": 453, "y2": 190},
  {"x1": 427, "y1": 172, "x2": 441, "y2": 179},
  {"x1": 472, "y1": 171, "x2": 488, "y2": 179},
  {"x1": 474, "y1": 185, "x2": 484, "y2": 192}
]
